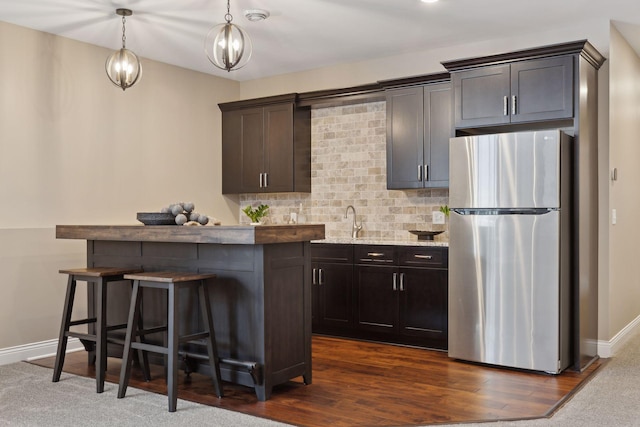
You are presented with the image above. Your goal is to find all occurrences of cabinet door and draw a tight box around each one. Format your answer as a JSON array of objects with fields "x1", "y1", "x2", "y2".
[
  {"x1": 399, "y1": 268, "x2": 448, "y2": 346},
  {"x1": 386, "y1": 87, "x2": 424, "y2": 189},
  {"x1": 510, "y1": 56, "x2": 574, "y2": 123},
  {"x1": 263, "y1": 103, "x2": 294, "y2": 192},
  {"x1": 221, "y1": 107, "x2": 263, "y2": 193},
  {"x1": 240, "y1": 108, "x2": 266, "y2": 192},
  {"x1": 355, "y1": 265, "x2": 397, "y2": 334},
  {"x1": 424, "y1": 83, "x2": 452, "y2": 188},
  {"x1": 316, "y1": 263, "x2": 354, "y2": 328},
  {"x1": 453, "y1": 64, "x2": 510, "y2": 128}
]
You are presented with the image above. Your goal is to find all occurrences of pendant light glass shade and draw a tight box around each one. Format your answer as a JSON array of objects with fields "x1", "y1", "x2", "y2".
[
  {"x1": 204, "y1": 0, "x2": 252, "y2": 72},
  {"x1": 105, "y1": 48, "x2": 142, "y2": 90},
  {"x1": 105, "y1": 9, "x2": 142, "y2": 91}
]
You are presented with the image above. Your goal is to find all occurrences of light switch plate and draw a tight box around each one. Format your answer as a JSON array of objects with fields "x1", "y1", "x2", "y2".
[{"x1": 433, "y1": 211, "x2": 446, "y2": 225}]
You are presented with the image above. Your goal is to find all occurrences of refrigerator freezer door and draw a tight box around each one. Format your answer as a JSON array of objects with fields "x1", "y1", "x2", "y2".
[
  {"x1": 448, "y1": 210, "x2": 562, "y2": 373},
  {"x1": 449, "y1": 130, "x2": 562, "y2": 209}
]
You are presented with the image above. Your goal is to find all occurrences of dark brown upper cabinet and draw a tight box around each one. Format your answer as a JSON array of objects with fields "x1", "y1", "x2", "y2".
[
  {"x1": 385, "y1": 79, "x2": 452, "y2": 189},
  {"x1": 449, "y1": 55, "x2": 574, "y2": 129},
  {"x1": 219, "y1": 94, "x2": 311, "y2": 194}
]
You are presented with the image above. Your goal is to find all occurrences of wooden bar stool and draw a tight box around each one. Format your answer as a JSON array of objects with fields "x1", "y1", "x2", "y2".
[
  {"x1": 117, "y1": 271, "x2": 224, "y2": 412},
  {"x1": 53, "y1": 267, "x2": 150, "y2": 393}
]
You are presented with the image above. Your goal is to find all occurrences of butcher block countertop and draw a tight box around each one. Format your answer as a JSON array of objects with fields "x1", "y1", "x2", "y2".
[{"x1": 56, "y1": 224, "x2": 325, "y2": 245}]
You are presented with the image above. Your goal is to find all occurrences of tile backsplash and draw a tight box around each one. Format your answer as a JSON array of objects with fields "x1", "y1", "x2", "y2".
[{"x1": 239, "y1": 101, "x2": 449, "y2": 242}]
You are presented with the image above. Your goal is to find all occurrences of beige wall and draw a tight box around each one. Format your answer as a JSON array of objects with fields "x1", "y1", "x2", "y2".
[
  {"x1": 604, "y1": 25, "x2": 640, "y2": 340},
  {"x1": 0, "y1": 21, "x2": 240, "y2": 351}
]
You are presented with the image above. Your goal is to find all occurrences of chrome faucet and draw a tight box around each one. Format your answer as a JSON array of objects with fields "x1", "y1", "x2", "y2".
[{"x1": 344, "y1": 205, "x2": 363, "y2": 239}]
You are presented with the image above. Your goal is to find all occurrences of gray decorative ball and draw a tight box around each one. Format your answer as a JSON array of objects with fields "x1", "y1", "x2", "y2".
[
  {"x1": 175, "y1": 213, "x2": 188, "y2": 225},
  {"x1": 198, "y1": 215, "x2": 209, "y2": 225},
  {"x1": 171, "y1": 204, "x2": 184, "y2": 216},
  {"x1": 183, "y1": 202, "x2": 195, "y2": 213}
]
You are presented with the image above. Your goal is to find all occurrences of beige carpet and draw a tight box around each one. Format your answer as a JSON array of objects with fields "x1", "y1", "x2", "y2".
[{"x1": 0, "y1": 362, "x2": 289, "y2": 427}]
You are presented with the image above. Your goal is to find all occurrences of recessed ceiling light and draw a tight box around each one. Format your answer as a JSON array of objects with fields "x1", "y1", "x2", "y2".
[
  {"x1": 421, "y1": 0, "x2": 439, "y2": 3},
  {"x1": 244, "y1": 9, "x2": 270, "y2": 22}
]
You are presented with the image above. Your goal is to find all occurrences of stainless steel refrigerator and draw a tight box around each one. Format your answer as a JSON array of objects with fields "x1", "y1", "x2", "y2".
[{"x1": 448, "y1": 129, "x2": 571, "y2": 374}]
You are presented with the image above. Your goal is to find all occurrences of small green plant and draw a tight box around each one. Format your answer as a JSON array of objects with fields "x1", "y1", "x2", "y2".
[
  {"x1": 439, "y1": 205, "x2": 450, "y2": 217},
  {"x1": 242, "y1": 204, "x2": 269, "y2": 223}
]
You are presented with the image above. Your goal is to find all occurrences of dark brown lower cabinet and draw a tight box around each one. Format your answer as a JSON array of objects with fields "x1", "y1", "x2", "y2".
[
  {"x1": 312, "y1": 243, "x2": 448, "y2": 351},
  {"x1": 355, "y1": 264, "x2": 397, "y2": 333},
  {"x1": 399, "y1": 267, "x2": 448, "y2": 343},
  {"x1": 311, "y1": 244, "x2": 354, "y2": 333}
]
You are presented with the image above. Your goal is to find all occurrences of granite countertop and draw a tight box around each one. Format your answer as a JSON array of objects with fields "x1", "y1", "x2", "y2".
[{"x1": 312, "y1": 237, "x2": 448, "y2": 247}]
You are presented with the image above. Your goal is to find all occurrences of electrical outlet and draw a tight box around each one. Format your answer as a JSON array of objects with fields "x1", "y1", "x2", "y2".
[{"x1": 433, "y1": 211, "x2": 446, "y2": 225}]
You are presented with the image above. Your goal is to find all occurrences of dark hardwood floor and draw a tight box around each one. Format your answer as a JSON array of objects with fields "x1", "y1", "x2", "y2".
[{"x1": 32, "y1": 336, "x2": 602, "y2": 426}]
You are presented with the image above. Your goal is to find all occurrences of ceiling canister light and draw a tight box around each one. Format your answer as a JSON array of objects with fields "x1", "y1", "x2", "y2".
[
  {"x1": 204, "y1": 0, "x2": 253, "y2": 72},
  {"x1": 105, "y1": 8, "x2": 142, "y2": 91}
]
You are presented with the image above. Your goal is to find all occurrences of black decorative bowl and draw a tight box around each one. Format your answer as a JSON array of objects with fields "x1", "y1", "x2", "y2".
[
  {"x1": 408, "y1": 230, "x2": 444, "y2": 241},
  {"x1": 137, "y1": 212, "x2": 176, "y2": 225}
]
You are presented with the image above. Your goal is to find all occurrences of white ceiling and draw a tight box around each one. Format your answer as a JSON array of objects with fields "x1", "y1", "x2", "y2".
[{"x1": 1, "y1": 0, "x2": 640, "y2": 82}]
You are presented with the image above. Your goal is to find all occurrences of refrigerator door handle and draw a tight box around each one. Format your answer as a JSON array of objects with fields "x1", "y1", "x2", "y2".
[{"x1": 452, "y1": 208, "x2": 555, "y2": 215}]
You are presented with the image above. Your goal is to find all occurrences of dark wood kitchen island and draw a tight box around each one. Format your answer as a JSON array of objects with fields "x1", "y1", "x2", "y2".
[{"x1": 56, "y1": 224, "x2": 325, "y2": 401}]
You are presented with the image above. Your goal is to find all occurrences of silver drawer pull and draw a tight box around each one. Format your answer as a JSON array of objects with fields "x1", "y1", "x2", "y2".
[
  {"x1": 414, "y1": 254, "x2": 433, "y2": 260},
  {"x1": 367, "y1": 252, "x2": 386, "y2": 257}
]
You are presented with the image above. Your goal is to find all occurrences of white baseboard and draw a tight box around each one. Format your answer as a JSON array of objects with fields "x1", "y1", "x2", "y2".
[
  {"x1": 597, "y1": 314, "x2": 640, "y2": 358},
  {"x1": 0, "y1": 338, "x2": 84, "y2": 366}
]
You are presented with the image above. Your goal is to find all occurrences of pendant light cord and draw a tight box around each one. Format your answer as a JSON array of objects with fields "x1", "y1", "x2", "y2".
[
  {"x1": 121, "y1": 15, "x2": 127, "y2": 49},
  {"x1": 224, "y1": 0, "x2": 233, "y2": 23}
]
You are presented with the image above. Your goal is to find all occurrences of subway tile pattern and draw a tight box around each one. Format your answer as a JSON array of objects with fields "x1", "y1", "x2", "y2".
[{"x1": 239, "y1": 101, "x2": 449, "y2": 243}]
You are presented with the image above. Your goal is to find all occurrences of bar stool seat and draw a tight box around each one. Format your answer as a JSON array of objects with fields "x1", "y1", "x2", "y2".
[
  {"x1": 117, "y1": 271, "x2": 224, "y2": 412},
  {"x1": 53, "y1": 267, "x2": 150, "y2": 393}
]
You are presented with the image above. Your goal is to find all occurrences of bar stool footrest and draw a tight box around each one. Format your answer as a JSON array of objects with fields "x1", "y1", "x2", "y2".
[
  {"x1": 131, "y1": 341, "x2": 169, "y2": 355},
  {"x1": 68, "y1": 331, "x2": 97, "y2": 342},
  {"x1": 69, "y1": 318, "x2": 97, "y2": 327}
]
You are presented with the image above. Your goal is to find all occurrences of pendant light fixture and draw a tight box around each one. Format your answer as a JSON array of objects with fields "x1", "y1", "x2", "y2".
[
  {"x1": 105, "y1": 8, "x2": 142, "y2": 91},
  {"x1": 204, "y1": 0, "x2": 253, "y2": 72}
]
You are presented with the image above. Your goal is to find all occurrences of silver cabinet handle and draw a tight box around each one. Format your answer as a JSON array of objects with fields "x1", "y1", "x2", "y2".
[
  {"x1": 259, "y1": 173, "x2": 268, "y2": 188},
  {"x1": 392, "y1": 272, "x2": 397, "y2": 291},
  {"x1": 417, "y1": 165, "x2": 422, "y2": 181},
  {"x1": 399, "y1": 273, "x2": 405, "y2": 292},
  {"x1": 503, "y1": 95, "x2": 508, "y2": 116},
  {"x1": 318, "y1": 268, "x2": 324, "y2": 285},
  {"x1": 425, "y1": 165, "x2": 429, "y2": 181},
  {"x1": 512, "y1": 95, "x2": 517, "y2": 115},
  {"x1": 367, "y1": 252, "x2": 385, "y2": 257},
  {"x1": 414, "y1": 254, "x2": 433, "y2": 260},
  {"x1": 264, "y1": 172, "x2": 268, "y2": 188},
  {"x1": 312, "y1": 268, "x2": 317, "y2": 285}
]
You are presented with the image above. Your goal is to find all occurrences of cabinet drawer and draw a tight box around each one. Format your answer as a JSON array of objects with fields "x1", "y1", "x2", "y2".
[
  {"x1": 398, "y1": 247, "x2": 447, "y2": 268},
  {"x1": 311, "y1": 243, "x2": 353, "y2": 263},
  {"x1": 355, "y1": 245, "x2": 395, "y2": 264}
]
